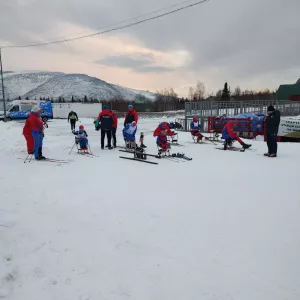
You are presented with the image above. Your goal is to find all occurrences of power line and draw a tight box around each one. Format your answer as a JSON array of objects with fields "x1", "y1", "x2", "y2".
[
  {"x1": 41, "y1": 0, "x2": 205, "y2": 41},
  {"x1": 0, "y1": 0, "x2": 209, "y2": 49}
]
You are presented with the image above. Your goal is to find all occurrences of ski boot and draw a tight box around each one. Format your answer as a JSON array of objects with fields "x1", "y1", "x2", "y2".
[
  {"x1": 241, "y1": 142, "x2": 252, "y2": 150},
  {"x1": 36, "y1": 147, "x2": 46, "y2": 160}
]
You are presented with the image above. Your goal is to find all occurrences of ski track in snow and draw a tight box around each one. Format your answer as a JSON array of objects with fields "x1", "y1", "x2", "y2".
[{"x1": 0, "y1": 118, "x2": 300, "y2": 300}]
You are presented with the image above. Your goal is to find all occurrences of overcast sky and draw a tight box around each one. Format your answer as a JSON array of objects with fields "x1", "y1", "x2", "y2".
[{"x1": 0, "y1": 0, "x2": 299, "y2": 96}]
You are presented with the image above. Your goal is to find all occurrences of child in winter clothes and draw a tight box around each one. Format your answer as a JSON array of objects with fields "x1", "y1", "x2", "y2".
[
  {"x1": 153, "y1": 122, "x2": 175, "y2": 151},
  {"x1": 123, "y1": 121, "x2": 137, "y2": 148},
  {"x1": 190, "y1": 116, "x2": 204, "y2": 143},
  {"x1": 73, "y1": 125, "x2": 89, "y2": 150}
]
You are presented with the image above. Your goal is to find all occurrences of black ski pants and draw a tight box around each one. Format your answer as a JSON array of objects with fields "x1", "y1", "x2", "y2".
[
  {"x1": 266, "y1": 133, "x2": 277, "y2": 154},
  {"x1": 101, "y1": 130, "x2": 112, "y2": 148},
  {"x1": 112, "y1": 127, "x2": 117, "y2": 147},
  {"x1": 70, "y1": 120, "x2": 76, "y2": 131}
]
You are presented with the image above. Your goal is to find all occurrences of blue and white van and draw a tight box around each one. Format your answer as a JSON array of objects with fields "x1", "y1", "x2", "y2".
[{"x1": 0, "y1": 100, "x2": 53, "y2": 122}]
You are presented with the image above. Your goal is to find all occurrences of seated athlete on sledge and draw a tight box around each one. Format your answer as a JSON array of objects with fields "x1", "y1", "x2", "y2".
[
  {"x1": 222, "y1": 120, "x2": 251, "y2": 150},
  {"x1": 73, "y1": 125, "x2": 89, "y2": 151},
  {"x1": 123, "y1": 121, "x2": 137, "y2": 149},
  {"x1": 190, "y1": 116, "x2": 204, "y2": 143},
  {"x1": 153, "y1": 122, "x2": 175, "y2": 152}
]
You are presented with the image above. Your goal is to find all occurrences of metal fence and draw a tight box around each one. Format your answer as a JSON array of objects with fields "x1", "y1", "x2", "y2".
[{"x1": 180, "y1": 99, "x2": 300, "y2": 131}]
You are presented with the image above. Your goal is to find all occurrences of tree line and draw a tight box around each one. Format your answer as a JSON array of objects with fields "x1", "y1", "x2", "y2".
[{"x1": 13, "y1": 80, "x2": 277, "y2": 112}]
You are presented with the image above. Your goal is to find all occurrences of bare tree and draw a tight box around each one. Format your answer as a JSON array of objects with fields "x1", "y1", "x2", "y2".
[
  {"x1": 194, "y1": 81, "x2": 205, "y2": 100},
  {"x1": 188, "y1": 86, "x2": 194, "y2": 101},
  {"x1": 233, "y1": 86, "x2": 241, "y2": 97}
]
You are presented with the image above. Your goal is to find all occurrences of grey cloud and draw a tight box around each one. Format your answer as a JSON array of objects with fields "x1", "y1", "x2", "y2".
[
  {"x1": 96, "y1": 53, "x2": 173, "y2": 73},
  {"x1": 96, "y1": 53, "x2": 154, "y2": 68},
  {"x1": 1, "y1": 0, "x2": 300, "y2": 90}
]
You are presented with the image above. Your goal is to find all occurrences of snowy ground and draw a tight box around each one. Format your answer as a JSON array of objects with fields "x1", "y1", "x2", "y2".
[{"x1": 1, "y1": 118, "x2": 300, "y2": 300}]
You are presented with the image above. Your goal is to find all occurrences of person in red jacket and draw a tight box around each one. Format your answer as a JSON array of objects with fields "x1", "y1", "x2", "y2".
[
  {"x1": 98, "y1": 105, "x2": 113, "y2": 149},
  {"x1": 23, "y1": 117, "x2": 34, "y2": 154},
  {"x1": 124, "y1": 104, "x2": 138, "y2": 127},
  {"x1": 153, "y1": 122, "x2": 175, "y2": 152},
  {"x1": 222, "y1": 120, "x2": 251, "y2": 150},
  {"x1": 26, "y1": 106, "x2": 46, "y2": 159},
  {"x1": 111, "y1": 110, "x2": 118, "y2": 148}
]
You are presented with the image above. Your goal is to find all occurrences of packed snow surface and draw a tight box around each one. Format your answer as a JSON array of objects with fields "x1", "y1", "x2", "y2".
[{"x1": 0, "y1": 118, "x2": 300, "y2": 300}]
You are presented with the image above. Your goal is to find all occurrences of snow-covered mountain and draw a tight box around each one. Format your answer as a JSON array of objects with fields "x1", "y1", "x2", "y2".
[{"x1": 0, "y1": 71, "x2": 157, "y2": 101}]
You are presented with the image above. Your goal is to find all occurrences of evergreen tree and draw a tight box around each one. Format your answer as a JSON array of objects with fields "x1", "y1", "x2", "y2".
[
  {"x1": 71, "y1": 96, "x2": 75, "y2": 103},
  {"x1": 26, "y1": 97, "x2": 29, "y2": 100},
  {"x1": 221, "y1": 82, "x2": 230, "y2": 101},
  {"x1": 84, "y1": 95, "x2": 88, "y2": 103},
  {"x1": 59, "y1": 97, "x2": 62, "y2": 103},
  {"x1": 18, "y1": 96, "x2": 21, "y2": 100}
]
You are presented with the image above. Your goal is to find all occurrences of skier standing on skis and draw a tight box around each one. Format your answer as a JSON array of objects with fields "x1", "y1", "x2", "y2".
[
  {"x1": 190, "y1": 116, "x2": 204, "y2": 143},
  {"x1": 264, "y1": 105, "x2": 280, "y2": 157},
  {"x1": 98, "y1": 105, "x2": 113, "y2": 150},
  {"x1": 124, "y1": 104, "x2": 138, "y2": 127},
  {"x1": 153, "y1": 122, "x2": 175, "y2": 151},
  {"x1": 68, "y1": 111, "x2": 78, "y2": 131},
  {"x1": 26, "y1": 106, "x2": 46, "y2": 160},
  {"x1": 222, "y1": 120, "x2": 252, "y2": 150},
  {"x1": 123, "y1": 121, "x2": 137, "y2": 149},
  {"x1": 73, "y1": 125, "x2": 89, "y2": 151},
  {"x1": 23, "y1": 117, "x2": 34, "y2": 154}
]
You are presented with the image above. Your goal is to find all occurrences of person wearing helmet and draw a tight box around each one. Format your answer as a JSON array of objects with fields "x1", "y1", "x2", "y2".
[
  {"x1": 222, "y1": 120, "x2": 251, "y2": 150},
  {"x1": 124, "y1": 104, "x2": 138, "y2": 127},
  {"x1": 190, "y1": 116, "x2": 204, "y2": 143},
  {"x1": 123, "y1": 121, "x2": 137, "y2": 149},
  {"x1": 153, "y1": 122, "x2": 175, "y2": 152},
  {"x1": 73, "y1": 124, "x2": 89, "y2": 151}
]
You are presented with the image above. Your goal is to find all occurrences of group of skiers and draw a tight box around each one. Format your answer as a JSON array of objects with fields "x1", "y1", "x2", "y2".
[{"x1": 22, "y1": 102, "x2": 281, "y2": 160}]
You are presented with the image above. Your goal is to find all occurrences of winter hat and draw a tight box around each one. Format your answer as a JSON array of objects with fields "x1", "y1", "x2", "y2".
[
  {"x1": 128, "y1": 104, "x2": 133, "y2": 109},
  {"x1": 79, "y1": 125, "x2": 84, "y2": 130},
  {"x1": 31, "y1": 106, "x2": 41, "y2": 113},
  {"x1": 103, "y1": 105, "x2": 109, "y2": 110},
  {"x1": 267, "y1": 105, "x2": 275, "y2": 112}
]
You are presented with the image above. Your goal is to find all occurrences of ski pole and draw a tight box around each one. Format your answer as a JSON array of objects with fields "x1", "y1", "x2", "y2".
[
  {"x1": 69, "y1": 143, "x2": 76, "y2": 155},
  {"x1": 24, "y1": 154, "x2": 30, "y2": 163}
]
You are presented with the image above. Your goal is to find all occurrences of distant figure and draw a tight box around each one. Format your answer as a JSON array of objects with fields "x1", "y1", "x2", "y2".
[
  {"x1": 68, "y1": 111, "x2": 78, "y2": 131},
  {"x1": 98, "y1": 105, "x2": 113, "y2": 150},
  {"x1": 124, "y1": 104, "x2": 138, "y2": 127},
  {"x1": 264, "y1": 105, "x2": 280, "y2": 157}
]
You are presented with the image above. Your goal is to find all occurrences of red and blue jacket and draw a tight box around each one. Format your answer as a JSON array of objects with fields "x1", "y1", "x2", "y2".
[
  {"x1": 222, "y1": 122, "x2": 238, "y2": 139},
  {"x1": 190, "y1": 121, "x2": 201, "y2": 133},
  {"x1": 98, "y1": 109, "x2": 113, "y2": 130},
  {"x1": 27, "y1": 112, "x2": 43, "y2": 134},
  {"x1": 153, "y1": 123, "x2": 174, "y2": 144}
]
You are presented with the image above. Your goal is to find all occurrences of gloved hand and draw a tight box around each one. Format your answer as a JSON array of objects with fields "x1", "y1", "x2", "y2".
[{"x1": 40, "y1": 132, "x2": 44, "y2": 137}]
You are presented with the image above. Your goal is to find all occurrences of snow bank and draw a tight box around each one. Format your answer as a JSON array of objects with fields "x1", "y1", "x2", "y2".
[{"x1": 0, "y1": 119, "x2": 300, "y2": 300}]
